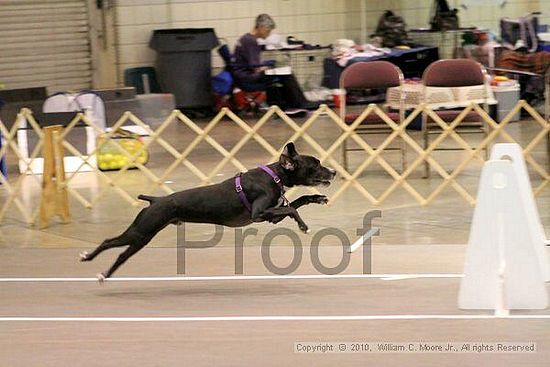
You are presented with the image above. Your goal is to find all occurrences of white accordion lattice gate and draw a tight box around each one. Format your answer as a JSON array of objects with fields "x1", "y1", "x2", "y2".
[{"x1": 0, "y1": 101, "x2": 548, "y2": 225}]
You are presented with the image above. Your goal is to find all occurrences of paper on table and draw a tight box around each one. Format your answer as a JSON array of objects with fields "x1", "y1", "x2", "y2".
[{"x1": 265, "y1": 66, "x2": 292, "y2": 75}]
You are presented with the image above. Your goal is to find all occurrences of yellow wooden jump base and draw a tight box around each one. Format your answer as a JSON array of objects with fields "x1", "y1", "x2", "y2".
[
  {"x1": 39, "y1": 125, "x2": 70, "y2": 229},
  {"x1": 0, "y1": 101, "x2": 548, "y2": 225}
]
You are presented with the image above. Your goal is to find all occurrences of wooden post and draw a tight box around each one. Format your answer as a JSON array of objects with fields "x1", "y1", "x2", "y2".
[{"x1": 39, "y1": 125, "x2": 70, "y2": 228}]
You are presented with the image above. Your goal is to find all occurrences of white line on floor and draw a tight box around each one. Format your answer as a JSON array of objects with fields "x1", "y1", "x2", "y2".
[
  {"x1": 348, "y1": 228, "x2": 379, "y2": 253},
  {"x1": 0, "y1": 274, "x2": 464, "y2": 283},
  {"x1": 0, "y1": 314, "x2": 548, "y2": 322}
]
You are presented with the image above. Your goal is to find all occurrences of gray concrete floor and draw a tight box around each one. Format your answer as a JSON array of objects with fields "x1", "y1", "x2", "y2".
[{"x1": 0, "y1": 113, "x2": 549, "y2": 366}]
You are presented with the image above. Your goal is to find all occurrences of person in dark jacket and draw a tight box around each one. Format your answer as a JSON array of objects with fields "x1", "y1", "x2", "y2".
[{"x1": 233, "y1": 14, "x2": 316, "y2": 111}]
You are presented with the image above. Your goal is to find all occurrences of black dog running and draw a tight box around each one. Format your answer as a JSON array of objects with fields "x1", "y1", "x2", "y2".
[{"x1": 80, "y1": 142, "x2": 336, "y2": 282}]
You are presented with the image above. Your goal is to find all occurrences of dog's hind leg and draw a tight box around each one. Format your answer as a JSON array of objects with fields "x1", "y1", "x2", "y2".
[
  {"x1": 80, "y1": 198, "x2": 175, "y2": 264},
  {"x1": 80, "y1": 235, "x2": 128, "y2": 262},
  {"x1": 98, "y1": 233, "x2": 152, "y2": 281},
  {"x1": 79, "y1": 207, "x2": 151, "y2": 262},
  {"x1": 96, "y1": 198, "x2": 178, "y2": 280}
]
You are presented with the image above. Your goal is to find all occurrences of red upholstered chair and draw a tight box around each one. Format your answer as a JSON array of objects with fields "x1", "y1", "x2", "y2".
[
  {"x1": 421, "y1": 59, "x2": 491, "y2": 177},
  {"x1": 339, "y1": 61, "x2": 406, "y2": 172}
]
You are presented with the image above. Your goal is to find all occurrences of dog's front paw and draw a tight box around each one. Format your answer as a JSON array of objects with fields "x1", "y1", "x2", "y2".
[
  {"x1": 96, "y1": 273, "x2": 106, "y2": 284},
  {"x1": 311, "y1": 195, "x2": 329, "y2": 205}
]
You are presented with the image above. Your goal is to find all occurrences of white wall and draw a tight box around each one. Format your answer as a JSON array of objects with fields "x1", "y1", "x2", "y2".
[
  {"x1": 114, "y1": 0, "x2": 169, "y2": 80},
  {"x1": 397, "y1": 0, "x2": 542, "y2": 34},
  {"x1": 109, "y1": 0, "x2": 547, "y2": 85},
  {"x1": 112, "y1": 0, "x2": 392, "y2": 82},
  {"x1": 538, "y1": 0, "x2": 550, "y2": 27}
]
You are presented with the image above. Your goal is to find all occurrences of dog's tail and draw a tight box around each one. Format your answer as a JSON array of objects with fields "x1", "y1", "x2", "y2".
[{"x1": 138, "y1": 194, "x2": 160, "y2": 204}]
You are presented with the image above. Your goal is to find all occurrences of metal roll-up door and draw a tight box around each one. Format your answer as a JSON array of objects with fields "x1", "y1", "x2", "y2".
[{"x1": 0, "y1": 0, "x2": 92, "y2": 93}]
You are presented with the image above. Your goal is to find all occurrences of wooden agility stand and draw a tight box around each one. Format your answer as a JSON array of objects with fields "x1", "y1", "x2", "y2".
[{"x1": 39, "y1": 125, "x2": 70, "y2": 228}]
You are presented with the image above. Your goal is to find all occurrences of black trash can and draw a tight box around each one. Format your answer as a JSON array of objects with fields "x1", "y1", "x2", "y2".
[{"x1": 150, "y1": 28, "x2": 219, "y2": 109}]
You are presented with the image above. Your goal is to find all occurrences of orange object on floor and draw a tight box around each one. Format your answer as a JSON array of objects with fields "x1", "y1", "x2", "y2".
[{"x1": 232, "y1": 90, "x2": 266, "y2": 113}]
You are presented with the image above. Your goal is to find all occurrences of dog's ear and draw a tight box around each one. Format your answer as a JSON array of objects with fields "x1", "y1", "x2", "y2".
[
  {"x1": 280, "y1": 143, "x2": 297, "y2": 170},
  {"x1": 282, "y1": 142, "x2": 298, "y2": 157},
  {"x1": 279, "y1": 153, "x2": 295, "y2": 171}
]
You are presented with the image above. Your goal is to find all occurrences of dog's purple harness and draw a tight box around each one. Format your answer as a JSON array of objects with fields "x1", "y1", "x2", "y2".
[{"x1": 235, "y1": 165, "x2": 289, "y2": 212}]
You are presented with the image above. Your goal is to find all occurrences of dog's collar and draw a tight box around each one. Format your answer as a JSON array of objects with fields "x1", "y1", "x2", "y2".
[
  {"x1": 258, "y1": 165, "x2": 284, "y2": 190},
  {"x1": 258, "y1": 165, "x2": 289, "y2": 206},
  {"x1": 235, "y1": 165, "x2": 289, "y2": 213}
]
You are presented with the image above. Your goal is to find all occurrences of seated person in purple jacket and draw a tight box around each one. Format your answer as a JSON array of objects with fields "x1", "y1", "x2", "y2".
[{"x1": 233, "y1": 14, "x2": 315, "y2": 110}]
